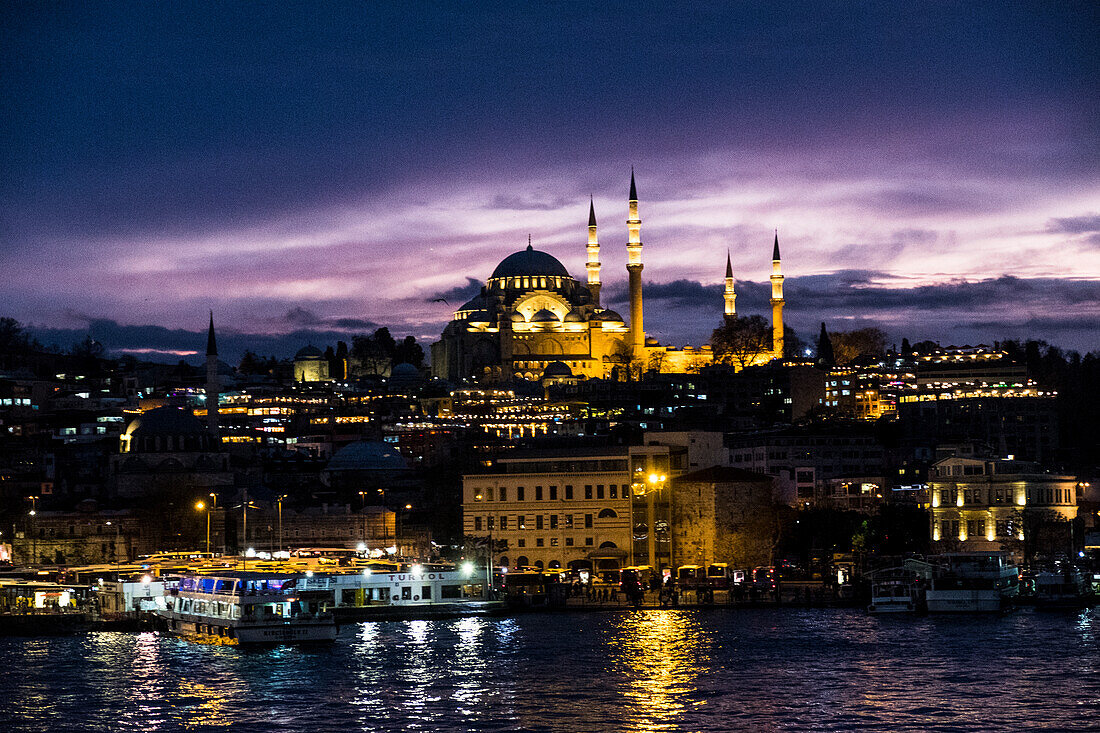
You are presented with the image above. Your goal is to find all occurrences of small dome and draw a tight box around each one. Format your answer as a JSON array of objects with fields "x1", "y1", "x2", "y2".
[
  {"x1": 510, "y1": 311, "x2": 526, "y2": 322},
  {"x1": 645, "y1": 336, "x2": 660, "y2": 346},
  {"x1": 564, "y1": 310, "x2": 585, "y2": 323},
  {"x1": 595, "y1": 309, "x2": 624, "y2": 323},
  {"x1": 326, "y1": 441, "x2": 409, "y2": 472},
  {"x1": 531, "y1": 309, "x2": 559, "y2": 323},
  {"x1": 542, "y1": 361, "x2": 573, "y2": 378},
  {"x1": 468, "y1": 310, "x2": 491, "y2": 323},
  {"x1": 490, "y1": 245, "x2": 571, "y2": 280},
  {"x1": 125, "y1": 406, "x2": 206, "y2": 439},
  {"x1": 295, "y1": 345, "x2": 324, "y2": 360},
  {"x1": 390, "y1": 363, "x2": 420, "y2": 381}
]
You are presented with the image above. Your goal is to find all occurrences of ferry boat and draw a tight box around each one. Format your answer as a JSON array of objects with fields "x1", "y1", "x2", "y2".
[
  {"x1": 1033, "y1": 568, "x2": 1095, "y2": 611},
  {"x1": 925, "y1": 553, "x2": 1019, "y2": 613},
  {"x1": 867, "y1": 560, "x2": 932, "y2": 614},
  {"x1": 157, "y1": 571, "x2": 337, "y2": 644}
]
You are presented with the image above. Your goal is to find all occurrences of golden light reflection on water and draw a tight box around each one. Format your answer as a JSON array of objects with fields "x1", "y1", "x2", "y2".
[{"x1": 609, "y1": 611, "x2": 710, "y2": 733}]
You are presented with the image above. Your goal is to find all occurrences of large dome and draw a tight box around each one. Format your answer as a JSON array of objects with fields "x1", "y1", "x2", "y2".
[
  {"x1": 126, "y1": 406, "x2": 206, "y2": 438},
  {"x1": 326, "y1": 441, "x2": 409, "y2": 472},
  {"x1": 490, "y1": 245, "x2": 570, "y2": 280}
]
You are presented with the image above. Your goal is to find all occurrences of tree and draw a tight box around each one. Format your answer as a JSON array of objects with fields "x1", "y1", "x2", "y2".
[
  {"x1": 830, "y1": 328, "x2": 887, "y2": 365},
  {"x1": 816, "y1": 322, "x2": 834, "y2": 367},
  {"x1": 0, "y1": 317, "x2": 33, "y2": 352},
  {"x1": 334, "y1": 340, "x2": 349, "y2": 379},
  {"x1": 783, "y1": 325, "x2": 804, "y2": 360},
  {"x1": 69, "y1": 336, "x2": 105, "y2": 377},
  {"x1": 393, "y1": 335, "x2": 425, "y2": 368},
  {"x1": 711, "y1": 315, "x2": 772, "y2": 370},
  {"x1": 351, "y1": 328, "x2": 396, "y2": 376},
  {"x1": 239, "y1": 350, "x2": 263, "y2": 374}
]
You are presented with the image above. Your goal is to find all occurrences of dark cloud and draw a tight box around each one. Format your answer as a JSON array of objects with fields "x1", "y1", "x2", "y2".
[
  {"x1": 1047, "y1": 214, "x2": 1100, "y2": 234},
  {"x1": 281, "y1": 308, "x2": 377, "y2": 332},
  {"x1": 27, "y1": 319, "x2": 387, "y2": 366},
  {"x1": 425, "y1": 277, "x2": 482, "y2": 305}
]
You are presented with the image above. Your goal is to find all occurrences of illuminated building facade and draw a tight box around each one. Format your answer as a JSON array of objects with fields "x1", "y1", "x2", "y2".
[
  {"x1": 461, "y1": 443, "x2": 688, "y2": 571},
  {"x1": 929, "y1": 455, "x2": 1078, "y2": 554}
]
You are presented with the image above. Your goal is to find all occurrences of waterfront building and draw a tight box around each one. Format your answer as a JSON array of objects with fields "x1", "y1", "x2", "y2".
[
  {"x1": 928, "y1": 455, "x2": 1078, "y2": 555},
  {"x1": 431, "y1": 172, "x2": 786, "y2": 383},
  {"x1": 461, "y1": 442, "x2": 689, "y2": 571},
  {"x1": 293, "y1": 345, "x2": 331, "y2": 382}
]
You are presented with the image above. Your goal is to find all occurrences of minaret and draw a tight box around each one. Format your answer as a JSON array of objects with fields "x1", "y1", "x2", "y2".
[
  {"x1": 626, "y1": 169, "x2": 644, "y2": 356},
  {"x1": 723, "y1": 250, "x2": 737, "y2": 320},
  {"x1": 586, "y1": 197, "x2": 601, "y2": 306},
  {"x1": 770, "y1": 231, "x2": 785, "y2": 359},
  {"x1": 205, "y1": 311, "x2": 219, "y2": 438}
]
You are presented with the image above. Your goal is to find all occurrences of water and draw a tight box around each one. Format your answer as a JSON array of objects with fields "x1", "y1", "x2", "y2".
[{"x1": 2, "y1": 608, "x2": 1098, "y2": 732}]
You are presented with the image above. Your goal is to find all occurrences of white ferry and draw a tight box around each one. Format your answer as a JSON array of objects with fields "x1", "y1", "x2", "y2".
[
  {"x1": 925, "y1": 553, "x2": 1019, "y2": 613},
  {"x1": 867, "y1": 560, "x2": 933, "y2": 614},
  {"x1": 157, "y1": 572, "x2": 337, "y2": 644},
  {"x1": 296, "y1": 562, "x2": 504, "y2": 620}
]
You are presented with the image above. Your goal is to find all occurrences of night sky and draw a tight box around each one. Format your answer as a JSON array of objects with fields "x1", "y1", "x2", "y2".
[{"x1": 3, "y1": 3, "x2": 1098, "y2": 362}]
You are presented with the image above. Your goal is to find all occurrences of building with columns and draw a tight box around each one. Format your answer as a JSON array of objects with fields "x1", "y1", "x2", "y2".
[{"x1": 430, "y1": 172, "x2": 788, "y2": 383}]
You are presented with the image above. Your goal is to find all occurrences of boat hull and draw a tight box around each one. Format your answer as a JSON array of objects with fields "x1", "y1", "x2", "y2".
[
  {"x1": 161, "y1": 616, "x2": 337, "y2": 644},
  {"x1": 926, "y1": 590, "x2": 1007, "y2": 613}
]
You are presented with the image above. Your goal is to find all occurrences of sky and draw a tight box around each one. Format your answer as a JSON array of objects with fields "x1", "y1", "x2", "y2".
[{"x1": 2, "y1": 3, "x2": 1098, "y2": 363}]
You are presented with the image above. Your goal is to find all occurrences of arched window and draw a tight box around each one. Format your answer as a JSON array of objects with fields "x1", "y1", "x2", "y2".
[
  {"x1": 599, "y1": 541, "x2": 618, "y2": 549},
  {"x1": 597, "y1": 508, "x2": 618, "y2": 519},
  {"x1": 548, "y1": 560, "x2": 561, "y2": 569},
  {"x1": 515, "y1": 556, "x2": 529, "y2": 568},
  {"x1": 534, "y1": 560, "x2": 544, "y2": 569},
  {"x1": 499, "y1": 556, "x2": 509, "y2": 567}
]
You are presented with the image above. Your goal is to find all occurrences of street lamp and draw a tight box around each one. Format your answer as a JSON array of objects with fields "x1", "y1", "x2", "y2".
[
  {"x1": 208, "y1": 493, "x2": 218, "y2": 554},
  {"x1": 26, "y1": 496, "x2": 38, "y2": 567},
  {"x1": 195, "y1": 500, "x2": 211, "y2": 555},
  {"x1": 277, "y1": 494, "x2": 287, "y2": 556},
  {"x1": 105, "y1": 520, "x2": 121, "y2": 577}
]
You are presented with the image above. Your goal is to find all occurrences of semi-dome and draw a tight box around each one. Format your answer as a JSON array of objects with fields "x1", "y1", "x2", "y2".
[
  {"x1": 467, "y1": 310, "x2": 491, "y2": 323},
  {"x1": 510, "y1": 311, "x2": 526, "y2": 322},
  {"x1": 490, "y1": 245, "x2": 570, "y2": 280},
  {"x1": 531, "y1": 308, "x2": 559, "y2": 323},
  {"x1": 564, "y1": 310, "x2": 585, "y2": 322},
  {"x1": 326, "y1": 440, "x2": 409, "y2": 472},
  {"x1": 294, "y1": 345, "x2": 324, "y2": 360}
]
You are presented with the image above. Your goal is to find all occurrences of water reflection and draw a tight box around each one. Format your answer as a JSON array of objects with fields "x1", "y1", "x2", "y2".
[{"x1": 608, "y1": 611, "x2": 710, "y2": 733}]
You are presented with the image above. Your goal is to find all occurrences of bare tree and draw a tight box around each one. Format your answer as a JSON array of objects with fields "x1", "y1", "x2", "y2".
[{"x1": 711, "y1": 316, "x2": 773, "y2": 370}]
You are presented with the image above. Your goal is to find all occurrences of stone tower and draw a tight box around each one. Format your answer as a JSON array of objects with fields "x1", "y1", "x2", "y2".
[
  {"x1": 586, "y1": 197, "x2": 601, "y2": 307},
  {"x1": 770, "y1": 232, "x2": 785, "y2": 359},
  {"x1": 627, "y1": 169, "x2": 645, "y2": 356}
]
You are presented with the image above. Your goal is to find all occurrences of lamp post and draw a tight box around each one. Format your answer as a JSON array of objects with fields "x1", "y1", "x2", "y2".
[
  {"x1": 105, "y1": 520, "x2": 121, "y2": 577},
  {"x1": 646, "y1": 473, "x2": 667, "y2": 573},
  {"x1": 208, "y1": 493, "x2": 218, "y2": 555},
  {"x1": 277, "y1": 494, "x2": 287, "y2": 556},
  {"x1": 27, "y1": 495, "x2": 38, "y2": 567},
  {"x1": 196, "y1": 500, "x2": 210, "y2": 555}
]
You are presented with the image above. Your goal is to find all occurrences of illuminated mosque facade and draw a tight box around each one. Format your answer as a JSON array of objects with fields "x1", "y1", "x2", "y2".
[{"x1": 430, "y1": 172, "x2": 786, "y2": 383}]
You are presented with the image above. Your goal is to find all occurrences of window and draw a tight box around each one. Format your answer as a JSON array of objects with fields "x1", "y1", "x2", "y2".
[
  {"x1": 550, "y1": 515, "x2": 558, "y2": 529},
  {"x1": 536, "y1": 486, "x2": 544, "y2": 500},
  {"x1": 474, "y1": 516, "x2": 482, "y2": 531},
  {"x1": 474, "y1": 491, "x2": 483, "y2": 502},
  {"x1": 550, "y1": 485, "x2": 558, "y2": 500},
  {"x1": 517, "y1": 539, "x2": 526, "y2": 547},
  {"x1": 517, "y1": 486, "x2": 525, "y2": 501},
  {"x1": 565, "y1": 485, "x2": 574, "y2": 500},
  {"x1": 402, "y1": 587, "x2": 412, "y2": 600},
  {"x1": 596, "y1": 484, "x2": 604, "y2": 499},
  {"x1": 550, "y1": 538, "x2": 559, "y2": 547},
  {"x1": 585, "y1": 537, "x2": 594, "y2": 546},
  {"x1": 585, "y1": 514, "x2": 593, "y2": 528},
  {"x1": 536, "y1": 538, "x2": 544, "y2": 547},
  {"x1": 486, "y1": 487, "x2": 494, "y2": 501},
  {"x1": 499, "y1": 516, "x2": 508, "y2": 531},
  {"x1": 441, "y1": 585, "x2": 461, "y2": 599},
  {"x1": 421, "y1": 586, "x2": 432, "y2": 600},
  {"x1": 518, "y1": 515, "x2": 526, "y2": 529},
  {"x1": 610, "y1": 485, "x2": 618, "y2": 499},
  {"x1": 597, "y1": 508, "x2": 618, "y2": 519},
  {"x1": 564, "y1": 514, "x2": 573, "y2": 528},
  {"x1": 536, "y1": 515, "x2": 544, "y2": 530},
  {"x1": 585, "y1": 485, "x2": 593, "y2": 499},
  {"x1": 487, "y1": 517, "x2": 494, "y2": 530},
  {"x1": 499, "y1": 487, "x2": 507, "y2": 502}
]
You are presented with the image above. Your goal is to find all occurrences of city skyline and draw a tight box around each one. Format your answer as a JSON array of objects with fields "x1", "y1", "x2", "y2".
[{"x1": 3, "y1": 4, "x2": 1098, "y2": 362}]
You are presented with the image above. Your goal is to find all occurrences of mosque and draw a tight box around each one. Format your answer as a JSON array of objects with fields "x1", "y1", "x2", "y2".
[{"x1": 430, "y1": 172, "x2": 787, "y2": 383}]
